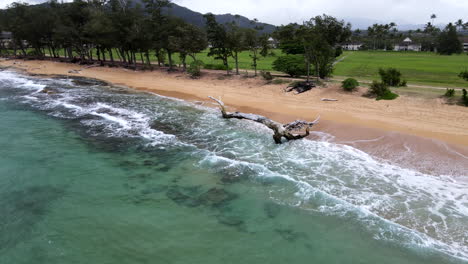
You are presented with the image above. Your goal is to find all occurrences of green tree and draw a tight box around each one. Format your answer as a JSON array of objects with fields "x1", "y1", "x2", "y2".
[
  {"x1": 243, "y1": 28, "x2": 269, "y2": 76},
  {"x1": 204, "y1": 13, "x2": 232, "y2": 75},
  {"x1": 437, "y1": 23, "x2": 462, "y2": 55}
]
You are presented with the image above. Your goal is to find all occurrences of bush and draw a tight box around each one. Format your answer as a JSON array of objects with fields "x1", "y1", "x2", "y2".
[
  {"x1": 444, "y1": 88, "x2": 455, "y2": 97},
  {"x1": 459, "y1": 70, "x2": 468, "y2": 81},
  {"x1": 260, "y1": 71, "x2": 273, "y2": 81},
  {"x1": 187, "y1": 60, "x2": 203, "y2": 78},
  {"x1": 204, "y1": 64, "x2": 232, "y2": 71},
  {"x1": 368, "y1": 81, "x2": 399, "y2": 100},
  {"x1": 378, "y1": 68, "x2": 406, "y2": 87},
  {"x1": 272, "y1": 55, "x2": 307, "y2": 77},
  {"x1": 462, "y1": 89, "x2": 468, "y2": 106},
  {"x1": 341, "y1": 78, "x2": 359, "y2": 91},
  {"x1": 377, "y1": 90, "x2": 399, "y2": 100}
]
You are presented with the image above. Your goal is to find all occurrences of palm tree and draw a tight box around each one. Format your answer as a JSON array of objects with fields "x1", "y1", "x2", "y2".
[
  {"x1": 430, "y1": 14, "x2": 437, "y2": 25},
  {"x1": 455, "y1": 19, "x2": 464, "y2": 31}
]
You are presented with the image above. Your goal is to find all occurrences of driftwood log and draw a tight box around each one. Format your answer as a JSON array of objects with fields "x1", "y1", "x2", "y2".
[{"x1": 208, "y1": 96, "x2": 320, "y2": 144}]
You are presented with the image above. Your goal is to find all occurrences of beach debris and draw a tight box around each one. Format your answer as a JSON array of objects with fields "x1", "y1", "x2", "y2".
[
  {"x1": 286, "y1": 81, "x2": 315, "y2": 94},
  {"x1": 321, "y1": 98, "x2": 338, "y2": 101},
  {"x1": 68, "y1": 69, "x2": 80, "y2": 74},
  {"x1": 40, "y1": 88, "x2": 56, "y2": 94},
  {"x1": 209, "y1": 96, "x2": 320, "y2": 144}
]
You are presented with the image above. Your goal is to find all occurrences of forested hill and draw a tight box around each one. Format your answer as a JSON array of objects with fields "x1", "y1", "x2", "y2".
[{"x1": 161, "y1": 2, "x2": 277, "y2": 33}]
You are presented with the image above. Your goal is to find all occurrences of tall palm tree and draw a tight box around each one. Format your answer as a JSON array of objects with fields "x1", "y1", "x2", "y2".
[
  {"x1": 430, "y1": 14, "x2": 437, "y2": 25},
  {"x1": 455, "y1": 19, "x2": 464, "y2": 31}
]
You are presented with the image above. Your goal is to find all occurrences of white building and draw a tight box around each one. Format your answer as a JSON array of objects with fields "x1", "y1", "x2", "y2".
[
  {"x1": 341, "y1": 43, "x2": 363, "y2": 51},
  {"x1": 394, "y1": 37, "x2": 422, "y2": 51},
  {"x1": 461, "y1": 37, "x2": 468, "y2": 52}
]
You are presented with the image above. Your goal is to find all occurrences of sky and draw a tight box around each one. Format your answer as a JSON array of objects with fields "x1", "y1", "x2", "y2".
[{"x1": 1, "y1": 0, "x2": 467, "y2": 29}]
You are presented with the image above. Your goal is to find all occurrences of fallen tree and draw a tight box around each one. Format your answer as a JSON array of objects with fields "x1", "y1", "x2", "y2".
[{"x1": 208, "y1": 96, "x2": 320, "y2": 144}]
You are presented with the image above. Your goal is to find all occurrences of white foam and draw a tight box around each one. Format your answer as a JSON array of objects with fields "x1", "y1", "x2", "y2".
[{"x1": 3, "y1": 70, "x2": 467, "y2": 261}]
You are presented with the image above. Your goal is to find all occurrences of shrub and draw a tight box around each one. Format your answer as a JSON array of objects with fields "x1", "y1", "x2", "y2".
[
  {"x1": 459, "y1": 70, "x2": 468, "y2": 81},
  {"x1": 368, "y1": 81, "x2": 399, "y2": 100},
  {"x1": 204, "y1": 64, "x2": 232, "y2": 71},
  {"x1": 187, "y1": 60, "x2": 203, "y2": 78},
  {"x1": 444, "y1": 88, "x2": 455, "y2": 97},
  {"x1": 377, "y1": 90, "x2": 399, "y2": 100},
  {"x1": 272, "y1": 55, "x2": 307, "y2": 77},
  {"x1": 260, "y1": 71, "x2": 273, "y2": 81},
  {"x1": 341, "y1": 78, "x2": 359, "y2": 91},
  {"x1": 378, "y1": 68, "x2": 406, "y2": 87},
  {"x1": 462, "y1": 89, "x2": 468, "y2": 106}
]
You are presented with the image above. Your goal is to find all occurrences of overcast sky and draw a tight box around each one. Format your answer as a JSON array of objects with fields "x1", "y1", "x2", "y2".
[{"x1": 1, "y1": 0, "x2": 467, "y2": 28}]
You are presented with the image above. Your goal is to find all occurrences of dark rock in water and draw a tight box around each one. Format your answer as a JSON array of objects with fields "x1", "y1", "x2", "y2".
[
  {"x1": 143, "y1": 160, "x2": 155, "y2": 166},
  {"x1": 166, "y1": 187, "x2": 190, "y2": 204},
  {"x1": 140, "y1": 185, "x2": 168, "y2": 195},
  {"x1": 165, "y1": 187, "x2": 200, "y2": 207},
  {"x1": 264, "y1": 201, "x2": 281, "y2": 218},
  {"x1": 119, "y1": 160, "x2": 139, "y2": 168},
  {"x1": 128, "y1": 173, "x2": 152, "y2": 183},
  {"x1": 220, "y1": 174, "x2": 242, "y2": 184},
  {"x1": 217, "y1": 214, "x2": 244, "y2": 226},
  {"x1": 274, "y1": 228, "x2": 308, "y2": 242},
  {"x1": 70, "y1": 77, "x2": 109, "y2": 87},
  {"x1": 198, "y1": 187, "x2": 237, "y2": 207},
  {"x1": 0, "y1": 186, "x2": 64, "y2": 250}
]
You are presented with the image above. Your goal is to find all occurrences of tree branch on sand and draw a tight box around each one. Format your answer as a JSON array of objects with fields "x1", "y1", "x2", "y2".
[{"x1": 208, "y1": 96, "x2": 320, "y2": 144}]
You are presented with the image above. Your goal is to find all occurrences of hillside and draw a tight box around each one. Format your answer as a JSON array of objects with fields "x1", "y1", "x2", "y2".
[{"x1": 162, "y1": 3, "x2": 277, "y2": 33}]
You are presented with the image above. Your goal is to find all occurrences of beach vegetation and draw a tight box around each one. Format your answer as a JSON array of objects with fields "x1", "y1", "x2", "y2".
[
  {"x1": 444, "y1": 88, "x2": 455, "y2": 97},
  {"x1": 187, "y1": 60, "x2": 203, "y2": 78},
  {"x1": 341, "y1": 78, "x2": 359, "y2": 91},
  {"x1": 260, "y1": 71, "x2": 273, "y2": 81},
  {"x1": 378, "y1": 68, "x2": 407, "y2": 87},
  {"x1": 272, "y1": 55, "x2": 307, "y2": 77},
  {"x1": 367, "y1": 81, "x2": 399, "y2": 100}
]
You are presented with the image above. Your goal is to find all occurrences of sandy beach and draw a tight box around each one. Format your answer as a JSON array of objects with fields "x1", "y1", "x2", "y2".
[{"x1": 1, "y1": 59, "x2": 467, "y2": 176}]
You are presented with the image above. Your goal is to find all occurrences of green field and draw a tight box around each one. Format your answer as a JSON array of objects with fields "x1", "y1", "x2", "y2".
[
  {"x1": 12, "y1": 48, "x2": 468, "y2": 88},
  {"x1": 334, "y1": 51, "x2": 468, "y2": 88},
  {"x1": 109, "y1": 50, "x2": 468, "y2": 88}
]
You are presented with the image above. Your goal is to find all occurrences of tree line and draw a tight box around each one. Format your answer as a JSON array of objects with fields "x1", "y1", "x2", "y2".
[
  {"x1": 350, "y1": 15, "x2": 467, "y2": 54},
  {"x1": 0, "y1": 0, "x2": 354, "y2": 81}
]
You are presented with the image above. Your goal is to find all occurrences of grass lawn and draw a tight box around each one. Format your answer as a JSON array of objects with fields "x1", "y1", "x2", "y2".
[
  {"x1": 333, "y1": 51, "x2": 468, "y2": 88},
  {"x1": 7, "y1": 48, "x2": 467, "y2": 88}
]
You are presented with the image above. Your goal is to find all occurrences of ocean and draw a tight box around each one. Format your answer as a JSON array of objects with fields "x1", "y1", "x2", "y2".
[{"x1": 0, "y1": 70, "x2": 467, "y2": 263}]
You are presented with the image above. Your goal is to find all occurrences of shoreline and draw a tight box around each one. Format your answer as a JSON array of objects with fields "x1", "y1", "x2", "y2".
[{"x1": 1, "y1": 59, "x2": 467, "y2": 177}]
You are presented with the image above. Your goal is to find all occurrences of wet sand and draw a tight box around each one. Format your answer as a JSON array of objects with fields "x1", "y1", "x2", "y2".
[{"x1": 1, "y1": 59, "x2": 467, "y2": 177}]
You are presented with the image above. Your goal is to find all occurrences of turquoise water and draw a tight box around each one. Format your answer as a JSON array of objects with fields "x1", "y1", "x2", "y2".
[{"x1": 0, "y1": 70, "x2": 467, "y2": 263}]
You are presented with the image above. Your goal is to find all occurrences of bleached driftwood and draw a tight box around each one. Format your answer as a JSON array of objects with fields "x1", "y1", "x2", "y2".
[
  {"x1": 321, "y1": 98, "x2": 338, "y2": 101},
  {"x1": 208, "y1": 96, "x2": 320, "y2": 144}
]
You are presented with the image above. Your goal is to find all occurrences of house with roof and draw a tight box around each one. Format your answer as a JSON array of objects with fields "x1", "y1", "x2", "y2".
[
  {"x1": 394, "y1": 37, "x2": 422, "y2": 51},
  {"x1": 460, "y1": 37, "x2": 468, "y2": 52},
  {"x1": 341, "y1": 43, "x2": 363, "y2": 51},
  {"x1": 0, "y1": 31, "x2": 12, "y2": 43}
]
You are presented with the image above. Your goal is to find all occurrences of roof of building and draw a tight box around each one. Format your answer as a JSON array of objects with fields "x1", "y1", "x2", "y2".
[
  {"x1": 403, "y1": 37, "x2": 412, "y2": 42},
  {"x1": 0, "y1": 31, "x2": 12, "y2": 39}
]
